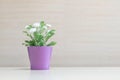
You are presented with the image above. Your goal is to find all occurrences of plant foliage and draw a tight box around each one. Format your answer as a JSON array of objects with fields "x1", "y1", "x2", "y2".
[{"x1": 23, "y1": 21, "x2": 56, "y2": 46}]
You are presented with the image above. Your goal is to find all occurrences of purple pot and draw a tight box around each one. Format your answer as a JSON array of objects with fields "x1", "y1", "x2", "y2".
[{"x1": 28, "y1": 46, "x2": 52, "y2": 70}]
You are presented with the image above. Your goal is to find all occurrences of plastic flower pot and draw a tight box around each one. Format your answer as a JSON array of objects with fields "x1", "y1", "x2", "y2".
[{"x1": 28, "y1": 46, "x2": 52, "y2": 70}]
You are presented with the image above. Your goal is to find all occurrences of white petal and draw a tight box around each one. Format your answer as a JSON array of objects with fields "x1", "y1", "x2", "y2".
[
  {"x1": 46, "y1": 24, "x2": 52, "y2": 27},
  {"x1": 29, "y1": 28, "x2": 36, "y2": 33},
  {"x1": 33, "y1": 22, "x2": 40, "y2": 27},
  {"x1": 25, "y1": 25, "x2": 29, "y2": 29},
  {"x1": 47, "y1": 30, "x2": 50, "y2": 33},
  {"x1": 43, "y1": 26, "x2": 48, "y2": 29}
]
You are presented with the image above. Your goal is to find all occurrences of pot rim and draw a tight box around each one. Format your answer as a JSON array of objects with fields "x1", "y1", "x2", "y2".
[{"x1": 27, "y1": 46, "x2": 52, "y2": 48}]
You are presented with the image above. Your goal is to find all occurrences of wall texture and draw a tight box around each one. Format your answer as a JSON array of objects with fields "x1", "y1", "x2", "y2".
[{"x1": 0, "y1": 0, "x2": 120, "y2": 67}]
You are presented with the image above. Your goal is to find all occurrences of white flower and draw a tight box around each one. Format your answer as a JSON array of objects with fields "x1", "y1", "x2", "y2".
[
  {"x1": 46, "y1": 24, "x2": 52, "y2": 27},
  {"x1": 32, "y1": 22, "x2": 40, "y2": 27},
  {"x1": 25, "y1": 25, "x2": 30, "y2": 29},
  {"x1": 29, "y1": 28, "x2": 36, "y2": 33},
  {"x1": 47, "y1": 30, "x2": 50, "y2": 33}
]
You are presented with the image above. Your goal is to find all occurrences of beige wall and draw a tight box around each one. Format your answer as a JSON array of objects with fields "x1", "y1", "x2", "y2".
[{"x1": 0, "y1": 0, "x2": 120, "y2": 67}]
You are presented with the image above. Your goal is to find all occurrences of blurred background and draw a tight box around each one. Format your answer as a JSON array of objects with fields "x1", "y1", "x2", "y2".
[{"x1": 0, "y1": 0, "x2": 120, "y2": 67}]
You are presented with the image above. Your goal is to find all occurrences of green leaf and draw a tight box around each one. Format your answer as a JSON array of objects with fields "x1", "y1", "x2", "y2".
[
  {"x1": 38, "y1": 40, "x2": 45, "y2": 46},
  {"x1": 24, "y1": 40, "x2": 35, "y2": 46},
  {"x1": 45, "y1": 30, "x2": 55, "y2": 42},
  {"x1": 47, "y1": 41, "x2": 56, "y2": 46},
  {"x1": 33, "y1": 32, "x2": 39, "y2": 40},
  {"x1": 40, "y1": 21, "x2": 45, "y2": 27},
  {"x1": 26, "y1": 25, "x2": 32, "y2": 29},
  {"x1": 23, "y1": 31, "x2": 34, "y2": 40},
  {"x1": 33, "y1": 32, "x2": 47, "y2": 46}
]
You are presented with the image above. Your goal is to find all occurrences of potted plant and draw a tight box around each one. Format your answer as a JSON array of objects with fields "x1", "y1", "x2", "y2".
[{"x1": 23, "y1": 21, "x2": 56, "y2": 70}]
